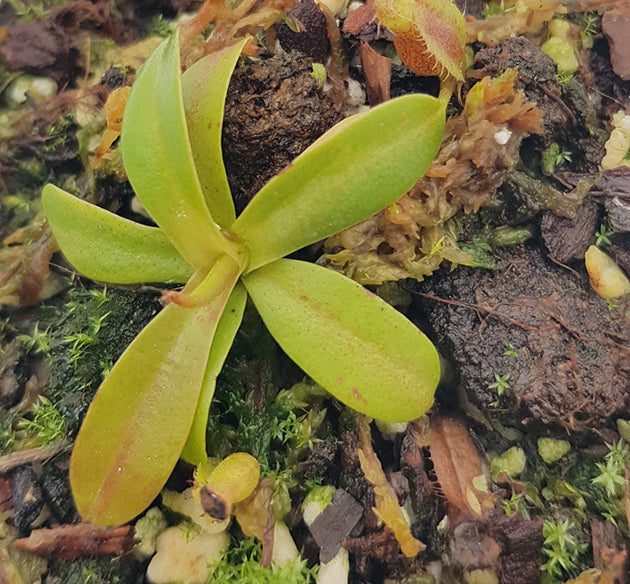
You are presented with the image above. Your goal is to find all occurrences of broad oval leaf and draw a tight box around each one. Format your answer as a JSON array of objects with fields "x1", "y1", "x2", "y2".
[
  {"x1": 243, "y1": 259, "x2": 440, "y2": 422},
  {"x1": 233, "y1": 94, "x2": 445, "y2": 272},
  {"x1": 121, "y1": 32, "x2": 229, "y2": 271},
  {"x1": 181, "y1": 282, "x2": 247, "y2": 465},
  {"x1": 182, "y1": 39, "x2": 248, "y2": 229},
  {"x1": 42, "y1": 184, "x2": 193, "y2": 284},
  {"x1": 70, "y1": 258, "x2": 241, "y2": 526}
]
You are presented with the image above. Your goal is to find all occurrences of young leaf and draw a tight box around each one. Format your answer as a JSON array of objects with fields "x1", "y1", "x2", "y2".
[
  {"x1": 243, "y1": 259, "x2": 440, "y2": 422},
  {"x1": 233, "y1": 94, "x2": 445, "y2": 271},
  {"x1": 121, "y1": 31, "x2": 231, "y2": 271},
  {"x1": 182, "y1": 39, "x2": 248, "y2": 228},
  {"x1": 181, "y1": 282, "x2": 247, "y2": 465},
  {"x1": 70, "y1": 257, "x2": 241, "y2": 526},
  {"x1": 42, "y1": 184, "x2": 193, "y2": 284}
]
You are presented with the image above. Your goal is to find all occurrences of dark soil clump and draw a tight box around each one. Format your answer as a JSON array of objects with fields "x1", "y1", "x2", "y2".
[
  {"x1": 417, "y1": 244, "x2": 630, "y2": 430},
  {"x1": 222, "y1": 54, "x2": 343, "y2": 214}
]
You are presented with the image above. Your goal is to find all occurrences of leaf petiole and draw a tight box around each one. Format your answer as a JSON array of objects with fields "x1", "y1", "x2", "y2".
[{"x1": 161, "y1": 254, "x2": 244, "y2": 309}]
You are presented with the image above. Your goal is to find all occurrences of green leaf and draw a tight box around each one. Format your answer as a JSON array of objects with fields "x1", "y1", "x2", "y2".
[
  {"x1": 121, "y1": 32, "x2": 230, "y2": 271},
  {"x1": 70, "y1": 257, "x2": 241, "y2": 526},
  {"x1": 182, "y1": 39, "x2": 248, "y2": 228},
  {"x1": 233, "y1": 94, "x2": 445, "y2": 271},
  {"x1": 181, "y1": 282, "x2": 247, "y2": 464},
  {"x1": 243, "y1": 260, "x2": 440, "y2": 422},
  {"x1": 42, "y1": 184, "x2": 193, "y2": 284}
]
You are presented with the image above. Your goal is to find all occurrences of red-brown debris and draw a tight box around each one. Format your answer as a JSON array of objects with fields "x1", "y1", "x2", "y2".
[{"x1": 13, "y1": 523, "x2": 135, "y2": 561}]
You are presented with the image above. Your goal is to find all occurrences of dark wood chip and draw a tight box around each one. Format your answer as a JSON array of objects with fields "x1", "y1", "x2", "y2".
[
  {"x1": 309, "y1": 488, "x2": 363, "y2": 563},
  {"x1": 359, "y1": 43, "x2": 391, "y2": 107},
  {"x1": 0, "y1": 477, "x2": 12, "y2": 512},
  {"x1": 13, "y1": 523, "x2": 135, "y2": 561}
]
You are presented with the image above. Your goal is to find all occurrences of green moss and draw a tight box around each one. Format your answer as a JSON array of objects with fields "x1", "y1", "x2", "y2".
[
  {"x1": 205, "y1": 305, "x2": 329, "y2": 475},
  {"x1": 43, "y1": 286, "x2": 160, "y2": 437},
  {"x1": 46, "y1": 556, "x2": 144, "y2": 584},
  {"x1": 17, "y1": 396, "x2": 65, "y2": 448},
  {"x1": 210, "y1": 538, "x2": 317, "y2": 584}
]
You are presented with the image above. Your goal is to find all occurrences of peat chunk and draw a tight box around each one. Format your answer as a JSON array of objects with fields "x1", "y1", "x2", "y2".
[
  {"x1": 40, "y1": 454, "x2": 79, "y2": 525},
  {"x1": 0, "y1": 340, "x2": 26, "y2": 409},
  {"x1": 299, "y1": 434, "x2": 337, "y2": 480},
  {"x1": 222, "y1": 54, "x2": 342, "y2": 214},
  {"x1": 488, "y1": 512, "x2": 544, "y2": 584},
  {"x1": 11, "y1": 466, "x2": 45, "y2": 535},
  {"x1": 541, "y1": 202, "x2": 598, "y2": 263},
  {"x1": 417, "y1": 245, "x2": 630, "y2": 429},
  {"x1": 275, "y1": 0, "x2": 330, "y2": 64}
]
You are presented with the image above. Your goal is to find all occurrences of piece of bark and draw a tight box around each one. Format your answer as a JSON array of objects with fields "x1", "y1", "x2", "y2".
[
  {"x1": 342, "y1": 0, "x2": 392, "y2": 43},
  {"x1": 605, "y1": 196, "x2": 630, "y2": 233},
  {"x1": 591, "y1": 518, "x2": 628, "y2": 583},
  {"x1": 488, "y1": 512, "x2": 544, "y2": 584},
  {"x1": 343, "y1": 527, "x2": 401, "y2": 564},
  {"x1": 342, "y1": 0, "x2": 375, "y2": 35},
  {"x1": 0, "y1": 446, "x2": 61, "y2": 474},
  {"x1": 309, "y1": 488, "x2": 363, "y2": 563},
  {"x1": 449, "y1": 521, "x2": 501, "y2": 572},
  {"x1": 541, "y1": 202, "x2": 598, "y2": 263},
  {"x1": 597, "y1": 167, "x2": 630, "y2": 234},
  {"x1": 0, "y1": 477, "x2": 12, "y2": 512},
  {"x1": 598, "y1": 168, "x2": 630, "y2": 201},
  {"x1": 13, "y1": 523, "x2": 135, "y2": 560},
  {"x1": 359, "y1": 43, "x2": 391, "y2": 106},
  {"x1": 602, "y1": 7, "x2": 630, "y2": 81}
]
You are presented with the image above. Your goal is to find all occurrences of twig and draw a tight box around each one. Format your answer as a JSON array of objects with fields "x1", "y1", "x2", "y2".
[
  {"x1": 412, "y1": 291, "x2": 561, "y2": 334},
  {"x1": 0, "y1": 445, "x2": 70, "y2": 475}
]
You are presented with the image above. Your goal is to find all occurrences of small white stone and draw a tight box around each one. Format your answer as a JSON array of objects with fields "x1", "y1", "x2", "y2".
[
  {"x1": 147, "y1": 526, "x2": 229, "y2": 584},
  {"x1": 494, "y1": 128, "x2": 512, "y2": 145},
  {"x1": 345, "y1": 78, "x2": 366, "y2": 107}
]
